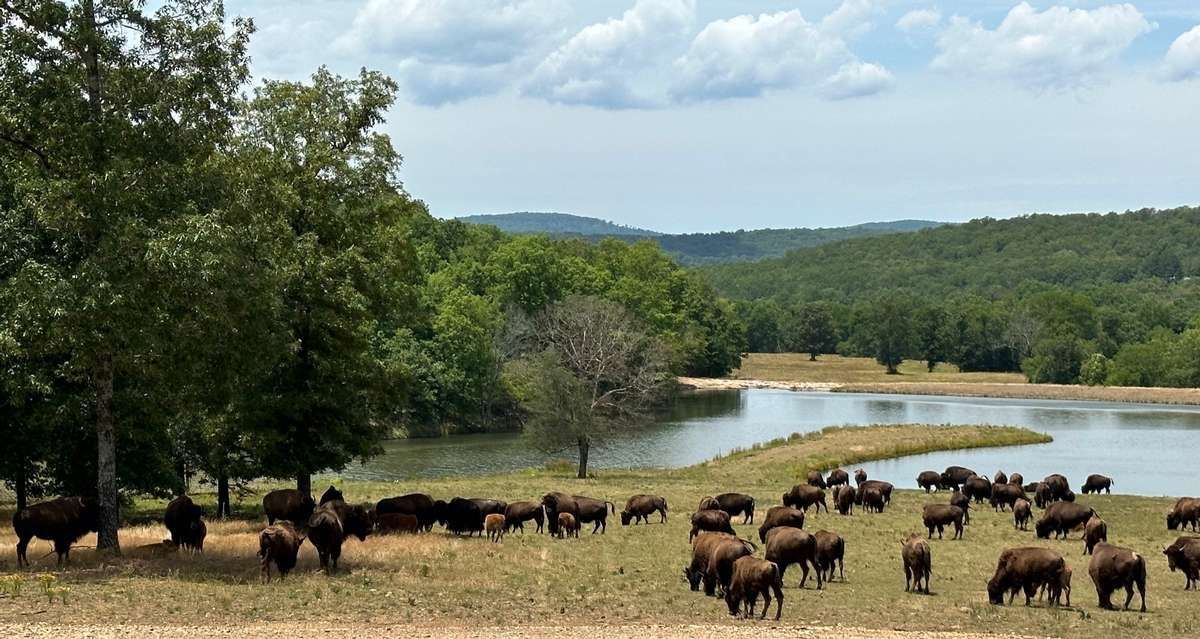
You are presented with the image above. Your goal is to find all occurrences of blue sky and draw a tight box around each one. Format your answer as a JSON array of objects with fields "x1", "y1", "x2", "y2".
[{"x1": 229, "y1": 1, "x2": 1200, "y2": 233}]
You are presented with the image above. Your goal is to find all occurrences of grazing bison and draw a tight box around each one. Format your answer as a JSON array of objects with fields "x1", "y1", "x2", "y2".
[
  {"x1": 1081, "y1": 474, "x2": 1113, "y2": 495},
  {"x1": 504, "y1": 501, "x2": 545, "y2": 533},
  {"x1": 307, "y1": 504, "x2": 346, "y2": 574},
  {"x1": 705, "y1": 536, "x2": 757, "y2": 596},
  {"x1": 13, "y1": 497, "x2": 100, "y2": 568},
  {"x1": 375, "y1": 493, "x2": 438, "y2": 532},
  {"x1": 1164, "y1": 536, "x2": 1200, "y2": 590},
  {"x1": 922, "y1": 504, "x2": 965, "y2": 540},
  {"x1": 445, "y1": 498, "x2": 484, "y2": 536},
  {"x1": 949, "y1": 491, "x2": 971, "y2": 525},
  {"x1": 835, "y1": 485, "x2": 855, "y2": 515},
  {"x1": 485, "y1": 513, "x2": 506, "y2": 543},
  {"x1": 806, "y1": 470, "x2": 827, "y2": 489},
  {"x1": 987, "y1": 546, "x2": 1067, "y2": 606},
  {"x1": 1008, "y1": 473, "x2": 1024, "y2": 488},
  {"x1": 181, "y1": 518, "x2": 206, "y2": 552},
  {"x1": 757, "y1": 506, "x2": 805, "y2": 543},
  {"x1": 259, "y1": 521, "x2": 305, "y2": 582},
  {"x1": 941, "y1": 466, "x2": 977, "y2": 491},
  {"x1": 697, "y1": 496, "x2": 721, "y2": 511},
  {"x1": 902, "y1": 534, "x2": 932, "y2": 594},
  {"x1": 621, "y1": 494, "x2": 668, "y2": 525},
  {"x1": 782, "y1": 484, "x2": 827, "y2": 513},
  {"x1": 1084, "y1": 515, "x2": 1108, "y2": 555},
  {"x1": 764, "y1": 527, "x2": 821, "y2": 590},
  {"x1": 990, "y1": 483, "x2": 1025, "y2": 512},
  {"x1": 917, "y1": 470, "x2": 942, "y2": 492},
  {"x1": 1089, "y1": 543, "x2": 1147, "y2": 612},
  {"x1": 542, "y1": 493, "x2": 613, "y2": 535},
  {"x1": 962, "y1": 476, "x2": 993, "y2": 504},
  {"x1": 860, "y1": 486, "x2": 885, "y2": 513},
  {"x1": 691, "y1": 509, "x2": 736, "y2": 541},
  {"x1": 1013, "y1": 498, "x2": 1032, "y2": 531},
  {"x1": 1036, "y1": 502, "x2": 1096, "y2": 540},
  {"x1": 814, "y1": 530, "x2": 845, "y2": 582},
  {"x1": 376, "y1": 513, "x2": 420, "y2": 534},
  {"x1": 1167, "y1": 497, "x2": 1200, "y2": 532},
  {"x1": 319, "y1": 485, "x2": 344, "y2": 505},
  {"x1": 994, "y1": 470, "x2": 1008, "y2": 485},
  {"x1": 556, "y1": 512, "x2": 579, "y2": 539},
  {"x1": 164, "y1": 495, "x2": 204, "y2": 550},
  {"x1": 857, "y1": 480, "x2": 894, "y2": 505},
  {"x1": 1034, "y1": 482, "x2": 1053, "y2": 509},
  {"x1": 714, "y1": 492, "x2": 756, "y2": 524},
  {"x1": 826, "y1": 469, "x2": 850, "y2": 488},
  {"x1": 1041, "y1": 474, "x2": 1071, "y2": 502},
  {"x1": 854, "y1": 469, "x2": 867, "y2": 486},
  {"x1": 725, "y1": 556, "x2": 783, "y2": 620},
  {"x1": 263, "y1": 489, "x2": 315, "y2": 525},
  {"x1": 684, "y1": 532, "x2": 737, "y2": 591}
]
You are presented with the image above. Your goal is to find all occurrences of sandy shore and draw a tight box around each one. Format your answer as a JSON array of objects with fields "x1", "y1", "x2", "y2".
[{"x1": 677, "y1": 377, "x2": 841, "y2": 392}]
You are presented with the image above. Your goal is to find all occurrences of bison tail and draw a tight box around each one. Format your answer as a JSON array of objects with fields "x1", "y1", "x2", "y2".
[{"x1": 606, "y1": 501, "x2": 616, "y2": 515}]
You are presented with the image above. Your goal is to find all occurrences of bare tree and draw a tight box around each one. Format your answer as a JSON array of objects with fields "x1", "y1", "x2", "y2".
[{"x1": 504, "y1": 296, "x2": 670, "y2": 478}]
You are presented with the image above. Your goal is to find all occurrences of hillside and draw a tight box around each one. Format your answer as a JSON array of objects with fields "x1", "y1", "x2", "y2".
[
  {"x1": 701, "y1": 207, "x2": 1200, "y2": 302},
  {"x1": 457, "y1": 213, "x2": 942, "y2": 265}
]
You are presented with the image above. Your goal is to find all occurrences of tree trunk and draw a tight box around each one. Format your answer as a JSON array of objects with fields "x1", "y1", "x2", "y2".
[
  {"x1": 297, "y1": 472, "x2": 311, "y2": 496},
  {"x1": 809, "y1": 352, "x2": 818, "y2": 361},
  {"x1": 216, "y1": 474, "x2": 230, "y2": 519},
  {"x1": 927, "y1": 360, "x2": 936, "y2": 373},
  {"x1": 576, "y1": 436, "x2": 589, "y2": 479},
  {"x1": 886, "y1": 363, "x2": 899, "y2": 374},
  {"x1": 94, "y1": 351, "x2": 120, "y2": 554},
  {"x1": 15, "y1": 461, "x2": 27, "y2": 513}
]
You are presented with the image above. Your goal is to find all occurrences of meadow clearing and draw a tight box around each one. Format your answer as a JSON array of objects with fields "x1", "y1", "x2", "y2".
[{"x1": 0, "y1": 424, "x2": 1195, "y2": 639}]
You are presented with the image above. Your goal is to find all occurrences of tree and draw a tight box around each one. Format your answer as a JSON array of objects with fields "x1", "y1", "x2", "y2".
[
  {"x1": 914, "y1": 305, "x2": 952, "y2": 372},
  {"x1": 864, "y1": 294, "x2": 915, "y2": 374},
  {"x1": 0, "y1": 0, "x2": 252, "y2": 552},
  {"x1": 1023, "y1": 331, "x2": 1085, "y2": 384},
  {"x1": 789, "y1": 302, "x2": 838, "y2": 361},
  {"x1": 739, "y1": 300, "x2": 783, "y2": 353},
  {"x1": 1078, "y1": 353, "x2": 1110, "y2": 386},
  {"x1": 505, "y1": 296, "x2": 669, "y2": 478}
]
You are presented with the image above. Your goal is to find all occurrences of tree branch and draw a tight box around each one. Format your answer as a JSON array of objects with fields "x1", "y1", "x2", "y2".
[{"x1": 0, "y1": 131, "x2": 56, "y2": 175}]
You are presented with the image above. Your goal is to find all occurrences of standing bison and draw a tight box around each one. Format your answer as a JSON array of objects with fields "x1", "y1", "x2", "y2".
[
  {"x1": 1088, "y1": 543, "x2": 1147, "y2": 612},
  {"x1": 950, "y1": 491, "x2": 972, "y2": 525},
  {"x1": 259, "y1": 521, "x2": 305, "y2": 582},
  {"x1": 962, "y1": 476, "x2": 992, "y2": 503},
  {"x1": 1167, "y1": 497, "x2": 1200, "y2": 532},
  {"x1": 987, "y1": 547, "x2": 1067, "y2": 606},
  {"x1": 902, "y1": 534, "x2": 932, "y2": 594},
  {"x1": 375, "y1": 493, "x2": 438, "y2": 532},
  {"x1": 1013, "y1": 498, "x2": 1032, "y2": 531},
  {"x1": 940, "y1": 466, "x2": 977, "y2": 491},
  {"x1": 782, "y1": 485, "x2": 827, "y2": 513},
  {"x1": 714, "y1": 493, "x2": 756, "y2": 524},
  {"x1": 1081, "y1": 474, "x2": 1113, "y2": 495},
  {"x1": 764, "y1": 527, "x2": 821, "y2": 590},
  {"x1": 1164, "y1": 536, "x2": 1200, "y2": 590},
  {"x1": 814, "y1": 530, "x2": 845, "y2": 582},
  {"x1": 757, "y1": 506, "x2": 805, "y2": 543},
  {"x1": 307, "y1": 503, "x2": 346, "y2": 574},
  {"x1": 806, "y1": 470, "x2": 827, "y2": 489},
  {"x1": 1084, "y1": 515, "x2": 1108, "y2": 555},
  {"x1": 856, "y1": 480, "x2": 894, "y2": 505},
  {"x1": 691, "y1": 510, "x2": 736, "y2": 541},
  {"x1": 826, "y1": 469, "x2": 850, "y2": 488},
  {"x1": 990, "y1": 483, "x2": 1024, "y2": 512},
  {"x1": 262, "y1": 489, "x2": 315, "y2": 525},
  {"x1": 725, "y1": 556, "x2": 783, "y2": 620},
  {"x1": 835, "y1": 485, "x2": 855, "y2": 515},
  {"x1": 917, "y1": 471, "x2": 942, "y2": 492},
  {"x1": 684, "y1": 533, "x2": 738, "y2": 591},
  {"x1": 621, "y1": 494, "x2": 668, "y2": 525},
  {"x1": 1036, "y1": 502, "x2": 1096, "y2": 540},
  {"x1": 922, "y1": 504, "x2": 965, "y2": 540},
  {"x1": 860, "y1": 487, "x2": 886, "y2": 513},
  {"x1": 504, "y1": 501, "x2": 545, "y2": 533},
  {"x1": 13, "y1": 497, "x2": 100, "y2": 567},
  {"x1": 164, "y1": 495, "x2": 205, "y2": 551},
  {"x1": 705, "y1": 536, "x2": 757, "y2": 596},
  {"x1": 542, "y1": 492, "x2": 614, "y2": 535}
]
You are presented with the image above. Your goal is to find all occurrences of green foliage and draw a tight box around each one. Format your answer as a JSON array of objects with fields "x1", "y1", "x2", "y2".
[
  {"x1": 1023, "y1": 331, "x2": 1086, "y2": 384},
  {"x1": 1106, "y1": 327, "x2": 1200, "y2": 388},
  {"x1": 913, "y1": 305, "x2": 952, "y2": 372},
  {"x1": 1079, "y1": 353, "x2": 1111, "y2": 386},
  {"x1": 787, "y1": 302, "x2": 838, "y2": 360},
  {"x1": 862, "y1": 294, "x2": 916, "y2": 374},
  {"x1": 458, "y1": 212, "x2": 659, "y2": 237}
]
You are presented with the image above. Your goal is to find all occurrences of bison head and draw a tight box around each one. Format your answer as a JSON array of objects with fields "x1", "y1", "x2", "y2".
[
  {"x1": 986, "y1": 577, "x2": 1006, "y2": 605},
  {"x1": 1035, "y1": 518, "x2": 1053, "y2": 539},
  {"x1": 319, "y1": 485, "x2": 344, "y2": 505},
  {"x1": 724, "y1": 589, "x2": 740, "y2": 616},
  {"x1": 432, "y1": 500, "x2": 449, "y2": 526},
  {"x1": 343, "y1": 505, "x2": 372, "y2": 541},
  {"x1": 620, "y1": 511, "x2": 632, "y2": 526},
  {"x1": 80, "y1": 497, "x2": 102, "y2": 533},
  {"x1": 684, "y1": 567, "x2": 702, "y2": 591},
  {"x1": 1165, "y1": 547, "x2": 1180, "y2": 572}
]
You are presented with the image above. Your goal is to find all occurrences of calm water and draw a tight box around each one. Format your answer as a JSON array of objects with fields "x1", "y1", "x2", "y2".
[{"x1": 340, "y1": 389, "x2": 1200, "y2": 496}]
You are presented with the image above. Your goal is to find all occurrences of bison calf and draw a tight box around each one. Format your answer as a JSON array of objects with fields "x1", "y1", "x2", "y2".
[
  {"x1": 556, "y1": 512, "x2": 579, "y2": 539},
  {"x1": 725, "y1": 556, "x2": 783, "y2": 620},
  {"x1": 1088, "y1": 543, "x2": 1147, "y2": 612},
  {"x1": 835, "y1": 485, "x2": 855, "y2": 515},
  {"x1": 485, "y1": 513, "x2": 506, "y2": 543},
  {"x1": 902, "y1": 534, "x2": 932, "y2": 594},
  {"x1": 1013, "y1": 498, "x2": 1032, "y2": 531},
  {"x1": 259, "y1": 522, "x2": 305, "y2": 583}
]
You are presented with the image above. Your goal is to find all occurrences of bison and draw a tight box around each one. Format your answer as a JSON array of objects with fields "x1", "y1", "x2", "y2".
[
  {"x1": 376, "y1": 513, "x2": 420, "y2": 534},
  {"x1": 950, "y1": 490, "x2": 972, "y2": 525},
  {"x1": 1164, "y1": 536, "x2": 1200, "y2": 590},
  {"x1": 684, "y1": 532, "x2": 737, "y2": 591},
  {"x1": 806, "y1": 470, "x2": 827, "y2": 489},
  {"x1": 556, "y1": 512, "x2": 579, "y2": 539},
  {"x1": 902, "y1": 534, "x2": 932, "y2": 594},
  {"x1": 757, "y1": 506, "x2": 805, "y2": 543},
  {"x1": 263, "y1": 489, "x2": 315, "y2": 525},
  {"x1": 697, "y1": 496, "x2": 721, "y2": 511},
  {"x1": 1088, "y1": 543, "x2": 1147, "y2": 612},
  {"x1": 485, "y1": 513, "x2": 506, "y2": 543},
  {"x1": 164, "y1": 495, "x2": 204, "y2": 551},
  {"x1": 259, "y1": 521, "x2": 305, "y2": 582},
  {"x1": 987, "y1": 546, "x2": 1067, "y2": 606},
  {"x1": 725, "y1": 556, "x2": 783, "y2": 620},
  {"x1": 504, "y1": 501, "x2": 545, "y2": 533},
  {"x1": 705, "y1": 536, "x2": 757, "y2": 596},
  {"x1": 1008, "y1": 472, "x2": 1024, "y2": 488},
  {"x1": 1036, "y1": 502, "x2": 1096, "y2": 540},
  {"x1": 962, "y1": 476, "x2": 992, "y2": 504},
  {"x1": 691, "y1": 509, "x2": 736, "y2": 541},
  {"x1": 621, "y1": 494, "x2": 668, "y2": 525},
  {"x1": 318, "y1": 485, "x2": 344, "y2": 505},
  {"x1": 307, "y1": 503, "x2": 346, "y2": 574},
  {"x1": 1084, "y1": 515, "x2": 1108, "y2": 555},
  {"x1": 375, "y1": 493, "x2": 438, "y2": 532},
  {"x1": 1013, "y1": 498, "x2": 1032, "y2": 531},
  {"x1": 1081, "y1": 474, "x2": 1113, "y2": 495},
  {"x1": 814, "y1": 530, "x2": 845, "y2": 582},
  {"x1": 1167, "y1": 497, "x2": 1200, "y2": 532},
  {"x1": 826, "y1": 469, "x2": 850, "y2": 488},
  {"x1": 835, "y1": 485, "x2": 855, "y2": 515},
  {"x1": 782, "y1": 484, "x2": 827, "y2": 513},
  {"x1": 922, "y1": 504, "x2": 965, "y2": 540},
  {"x1": 994, "y1": 470, "x2": 1008, "y2": 485},
  {"x1": 13, "y1": 496, "x2": 100, "y2": 568},
  {"x1": 856, "y1": 480, "x2": 894, "y2": 505},
  {"x1": 941, "y1": 466, "x2": 977, "y2": 491},
  {"x1": 860, "y1": 486, "x2": 885, "y2": 513},
  {"x1": 764, "y1": 527, "x2": 821, "y2": 590},
  {"x1": 1041, "y1": 474, "x2": 1071, "y2": 503},
  {"x1": 714, "y1": 492, "x2": 756, "y2": 524},
  {"x1": 542, "y1": 492, "x2": 613, "y2": 535},
  {"x1": 990, "y1": 483, "x2": 1025, "y2": 512},
  {"x1": 917, "y1": 470, "x2": 942, "y2": 492},
  {"x1": 854, "y1": 469, "x2": 867, "y2": 486}
]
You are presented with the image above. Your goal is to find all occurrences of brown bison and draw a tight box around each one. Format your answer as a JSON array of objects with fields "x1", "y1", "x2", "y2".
[
  {"x1": 705, "y1": 536, "x2": 757, "y2": 596},
  {"x1": 1081, "y1": 474, "x2": 1113, "y2": 495},
  {"x1": 263, "y1": 489, "x2": 315, "y2": 525},
  {"x1": 962, "y1": 476, "x2": 992, "y2": 503},
  {"x1": 725, "y1": 556, "x2": 783, "y2": 620},
  {"x1": 542, "y1": 493, "x2": 613, "y2": 535},
  {"x1": 1013, "y1": 498, "x2": 1032, "y2": 530},
  {"x1": 691, "y1": 509, "x2": 736, "y2": 541},
  {"x1": 990, "y1": 483, "x2": 1025, "y2": 512},
  {"x1": 504, "y1": 501, "x2": 545, "y2": 533},
  {"x1": 950, "y1": 490, "x2": 971, "y2": 525},
  {"x1": 941, "y1": 466, "x2": 977, "y2": 491},
  {"x1": 994, "y1": 470, "x2": 1008, "y2": 485},
  {"x1": 1008, "y1": 472, "x2": 1024, "y2": 487},
  {"x1": 1167, "y1": 497, "x2": 1200, "y2": 532},
  {"x1": 697, "y1": 496, "x2": 721, "y2": 511},
  {"x1": 376, "y1": 513, "x2": 420, "y2": 534},
  {"x1": 1040, "y1": 473, "x2": 1071, "y2": 504},
  {"x1": 854, "y1": 469, "x2": 867, "y2": 486},
  {"x1": 826, "y1": 469, "x2": 850, "y2": 488},
  {"x1": 1036, "y1": 502, "x2": 1096, "y2": 540},
  {"x1": 764, "y1": 527, "x2": 822, "y2": 590},
  {"x1": 1088, "y1": 543, "x2": 1147, "y2": 612},
  {"x1": 860, "y1": 486, "x2": 885, "y2": 513},
  {"x1": 835, "y1": 485, "x2": 855, "y2": 515},
  {"x1": 757, "y1": 505, "x2": 805, "y2": 543},
  {"x1": 307, "y1": 503, "x2": 347, "y2": 574},
  {"x1": 164, "y1": 495, "x2": 205, "y2": 551},
  {"x1": 556, "y1": 512, "x2": 579, "y2": 539},
  {"x1": 684, "y1": 532, "x2": 737, "y2": 591},
  {"x1": 814, "y1": 530, "x2": 845, "y2": 582},
  {"x1": 782, "y1": 484, "x2": 827, "y2": 513},
  {"x1": 714, "y1": 492, "x2": 756, "y2": 524},
  {"x1": 806, "y1": 470, "x2": 827, "y2": 489},
  {"x1": 1084, "y1": 515, "x2": 1108, "y2": 555},
  {"x1": 318, "y1": 485, "x2": 344, "y2": 505},
  {"x1": 856, "y1": 479, "x2": 894, "y2": 505},
  {"x1": 181, "y1": 518, "x2": 206, "y2": 552},
  {"x1": 922, "y1": 504, "x2": 965, "y2": 540},
  {"x1": 902, "y1": 534, "x2": 932, "y2": 594},
  {"x1": 375, "y1": 493, "x2": 438, "y2": 532},
  {"x1": 621, "y1": 494, "x2": 668, "y2": 525},
  {"x1": 1164, "y1": 536, "x2": 1200, "y2": 590},
  {"x1": 259, "y1": 521, "x2": 305, "y2": 582},
  {"x1": 13, "y1": 496, "x2": 100, "y2": 567},
  {"x1": 917, "y1": 470, "x2": 942, "y2": 492},
  {"x1": 485, "y1": 513, "x2": 506, "y2": 543},
  {"x1": 987, "y1": 546, "x2": 1067, "y2": 606}
]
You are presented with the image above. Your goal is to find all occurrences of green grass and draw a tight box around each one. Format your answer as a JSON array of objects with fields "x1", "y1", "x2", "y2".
[
  {"x1": 0, "y1": 424, "x2": 1192, "y2": 638},
  {"x1": 732, "y1": 353, "x2": 1026, "y2": 385}
]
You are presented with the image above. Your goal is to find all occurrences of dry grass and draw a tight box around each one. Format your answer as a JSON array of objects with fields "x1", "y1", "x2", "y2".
[
  {"x1": 837, "y1": 382, "x2": 1200, "y2": 406},
  {"x1": 733, "y1": 354, "x2": 1026, "y2": 386},
  {"x1": 0, "y1": 424, "x2": 1194, "y2": 638}
]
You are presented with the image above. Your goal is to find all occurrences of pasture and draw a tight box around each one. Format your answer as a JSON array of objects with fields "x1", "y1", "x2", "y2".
[{"x1": 0, "y1": 424, "x2": 1194, "y2": 638}]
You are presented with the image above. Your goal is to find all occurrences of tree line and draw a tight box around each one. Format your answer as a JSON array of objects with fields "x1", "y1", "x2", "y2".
[{"x1": 0, "y1": 1, "x2": 743, "y2": 552}]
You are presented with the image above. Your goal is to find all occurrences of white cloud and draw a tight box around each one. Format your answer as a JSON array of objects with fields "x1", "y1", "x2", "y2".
[
  {"x1": 1163, "y1": 25, "x2": 1200, "y2": 81},
  {"x1": 896, "y1": 8, "x2": 942, "y2": 34},
  {"x1": 522, "y1": 0, "x2": 695, "y2": 108},
  {"x1": 932, "y1": 3, "x2": 1154, "y2": 90},
  {"x1": 670, "y1": 10, "x2": 891, "y2": 102},
  {"x1": 822, "y1": 61, "x2": 896, "y2": 99},
  {"x1": 821, "y1": 0, "x2": 884, "y2": 39}
]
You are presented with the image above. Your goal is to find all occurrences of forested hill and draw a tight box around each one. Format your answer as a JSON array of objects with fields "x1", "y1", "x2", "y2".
[
  {"x1": 458, "y1": 213, "x2": 943, "y2": 265},
  {"x1": 701, "y1": 207, "x2": 1200, "y2": 302}
]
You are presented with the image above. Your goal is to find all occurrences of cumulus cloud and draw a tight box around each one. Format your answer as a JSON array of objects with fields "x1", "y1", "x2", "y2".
[
  {"x1": 1163, "y1": 25, "x2": 1200, "y2": 81},
  {"x1": 522, "y1": 0, "x2": 695, "y2": 108},
  {"x1": 669, "y1": 9, "x2": 891, "y2": 102},
  {"x1": 820, "y1": 0, "x2": 884, "y2": 39},
  {"x1": 932, "y1": 2, "x2": 1154, "y2": 90},
  {"x1": 896, "y1": 8, "x2": 942, "y2": 34}
]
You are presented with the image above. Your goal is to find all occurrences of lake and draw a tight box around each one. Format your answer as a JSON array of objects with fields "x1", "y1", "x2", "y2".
[{"x1": 340, "y1": 389, "x2": 1200, "y2": 496}]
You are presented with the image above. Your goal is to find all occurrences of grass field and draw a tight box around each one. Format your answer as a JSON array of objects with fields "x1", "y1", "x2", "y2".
[{"x1": 0, "y1": 424, "x2": 1194, "y2": 638}]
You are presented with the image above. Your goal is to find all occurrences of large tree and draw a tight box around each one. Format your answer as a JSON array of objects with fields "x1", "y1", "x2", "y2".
[
  {"x1": 0, "y1": 0, "x2": 252, "y2": 552},
  {"x1": 789, "y1": 302, "x2": 838, "y2": 361},
  {"x1": 864, "y1": 294, "x2": 916, "y2": 374}
]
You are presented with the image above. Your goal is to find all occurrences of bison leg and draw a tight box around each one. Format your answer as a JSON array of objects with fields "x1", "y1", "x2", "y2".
[
  {"x1": 904, "y1": 565, "x2": 912, "y2": 592},
  {"x1": 54, "y1": 539, "x2": 71, "y2": 567},
  {"x1": 16, "y1": 535, "x2": 30, "y2": 568}
]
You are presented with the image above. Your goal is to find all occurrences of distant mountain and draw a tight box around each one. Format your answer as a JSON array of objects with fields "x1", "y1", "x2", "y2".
[
  {"x1": 456, "y1": 212, "x2": 659, "y2": 237},
  {"x1": 456, "y1": 212, "x2": 944, "y2": 265}
]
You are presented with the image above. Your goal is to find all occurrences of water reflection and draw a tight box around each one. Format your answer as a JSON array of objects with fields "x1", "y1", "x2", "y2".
[{"x1": 340, "y1": 389, "x2": 1200, "y2": 496}]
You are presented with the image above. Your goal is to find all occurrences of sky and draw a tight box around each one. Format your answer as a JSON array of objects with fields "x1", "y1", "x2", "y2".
[{"x1": 226, "y1": 0, "x2": 1200, "y2": 233}]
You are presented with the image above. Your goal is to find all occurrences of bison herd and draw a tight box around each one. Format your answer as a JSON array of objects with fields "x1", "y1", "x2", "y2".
[{"x1": 9, "y1": 465, "x2": 1200, "y2": 620}]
